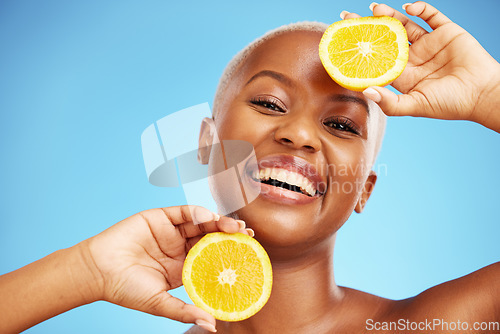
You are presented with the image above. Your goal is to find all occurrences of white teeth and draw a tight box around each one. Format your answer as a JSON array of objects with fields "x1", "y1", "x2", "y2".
[
  {"x1": 264, "y1": 168, "x2": 271, "y2": 180},
  {"x1": 276, "y1": 170, "x2": 287, "y2": 183},
  {"x1": 297, "y1": 174, "x2": 306, "y2": 188},
  {"x1": 287, "y1": 172, "x2": 297, "y2": 185},
  {"x1": 306, "y1": 184, "x2": 314, "y2": 196},
  {"x1": 254, "y1": 167, "x2": 317, "y2": 196}
]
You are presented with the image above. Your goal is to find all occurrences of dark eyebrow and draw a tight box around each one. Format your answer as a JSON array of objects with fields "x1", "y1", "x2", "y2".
[
  {"x1": 245, "y1": 70, "x2": 294, "y2": 87},
  {"x1": 329, "y1": 94, "x2": 370, "y2": 114}
]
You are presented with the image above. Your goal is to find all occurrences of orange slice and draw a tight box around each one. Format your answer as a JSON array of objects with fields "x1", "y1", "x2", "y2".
[
  {"x1": 182, "y1": 232, "x2": 273, "y2": 321},
  {"x1": 319, "y1": 16, "x2": 409, "y2": 91}
]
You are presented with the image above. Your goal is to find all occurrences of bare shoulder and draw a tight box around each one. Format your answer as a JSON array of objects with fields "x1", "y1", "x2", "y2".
[{"x1": 401, "y1": 262, "x2": 500, "y2": 321}]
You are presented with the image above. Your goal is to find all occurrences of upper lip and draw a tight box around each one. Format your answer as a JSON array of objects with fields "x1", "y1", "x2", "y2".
[{"x1": 250, "y1": 154, "x2": 327, "y2": 195}]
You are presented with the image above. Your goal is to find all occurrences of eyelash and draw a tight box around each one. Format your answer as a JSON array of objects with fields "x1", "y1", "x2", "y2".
[
  {"x1": 250, "y1": 97, "x2": 285, "y2": 113},
  {"x1": 250, "y1": 97, "x2": 360, "y2": 135},
  {"x1": 323, "y1": 117, "x2": 360, "y2": 135}
]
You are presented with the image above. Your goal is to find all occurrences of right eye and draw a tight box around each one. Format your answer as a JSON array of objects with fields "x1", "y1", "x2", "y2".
[{"x1": 250, "y1": 97, "x2": 286, "y2": 114}]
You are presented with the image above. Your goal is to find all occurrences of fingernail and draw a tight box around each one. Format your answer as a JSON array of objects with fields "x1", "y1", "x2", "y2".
[
  {"x1": 246, "y1": 228, "x2": 255, "y2": 237},
  {"x1": 236, "y1": 220, "x2": 246, "y2": 230},
  {"x1": 363, "y1": 87, "x2": 381, "y2": 103},
  {"x1": 402, "y1": 3, "x2": 412, "y2": 10},
  {"x1": 195, "y1": 319, "x2": 217, "y2": 333},
  {"x1": 369, "y1": 2, "x2": 379, "y2": 11},
  {"x1": 213, "y1": 213, "x2": 221, "y2": 222},
  {"x1": 340, "y1": 10, "x2": 349, "y2": 20}
]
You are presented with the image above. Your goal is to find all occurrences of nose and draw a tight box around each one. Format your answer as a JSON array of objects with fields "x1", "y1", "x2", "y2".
[{"x1": 274, "y1": 114, "x2": 321, "y2": 153}]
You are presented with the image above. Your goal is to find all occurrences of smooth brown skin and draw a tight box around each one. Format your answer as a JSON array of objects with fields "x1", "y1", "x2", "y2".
[
  {"x1": 1, "y1": 2, "x2": 499, "y2": 334},
  {"x1": 189, "y1": 3, "x2": 500, "y2": 334}
]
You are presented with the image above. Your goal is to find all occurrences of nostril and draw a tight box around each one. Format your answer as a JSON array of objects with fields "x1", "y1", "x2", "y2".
[
  {"x1": 303, "y1": 145, "x2": 315, "y2": 151},
  {"x1": 278, "y1": 138, "x2": 316, "y2": 152},
  {"x1": 276, "y1": 134, "x2": 320, "y2": 152}
]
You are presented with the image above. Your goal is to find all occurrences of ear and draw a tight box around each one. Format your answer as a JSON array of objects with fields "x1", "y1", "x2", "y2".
[
  {"x1": 198, "y1": 117, "x2": 216, "y2": 164},
  {"x1": 355, "y1": 171, "x2": 377, "y2": 213}
]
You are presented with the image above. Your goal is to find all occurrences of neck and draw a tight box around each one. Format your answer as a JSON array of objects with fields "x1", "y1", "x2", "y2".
[{"x1": 216, "y1": 234, "x2": 343, "y2": 334}]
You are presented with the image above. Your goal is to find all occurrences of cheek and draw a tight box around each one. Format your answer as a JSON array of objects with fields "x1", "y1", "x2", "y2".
[
  {"x1": 215, "y1": 105, "x2": 270, "y2": 144},
  {"x1": 323, "y1": 140, "x2": 370, "y2": 200}
]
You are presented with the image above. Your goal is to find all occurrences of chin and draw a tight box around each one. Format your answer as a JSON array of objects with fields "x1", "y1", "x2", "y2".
[{"x1": 228, "y1": 197, "x2": 341, "y2": 259}]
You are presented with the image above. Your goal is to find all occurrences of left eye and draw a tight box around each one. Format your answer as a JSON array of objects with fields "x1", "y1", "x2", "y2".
[
  {"x1": 323, "y1": 118, "x2": 359, "y2": 134},
  {"x1": 259, "y1": 101, "x2": 282, "y2": 112}
]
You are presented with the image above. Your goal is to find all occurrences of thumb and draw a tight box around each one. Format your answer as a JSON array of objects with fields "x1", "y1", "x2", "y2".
[
  {"x1": 145, "y1": 291, "x2": 217, "y2": 332},
  {"x1": 362, "y1": 86, "x2": 428, "y2": 117}
]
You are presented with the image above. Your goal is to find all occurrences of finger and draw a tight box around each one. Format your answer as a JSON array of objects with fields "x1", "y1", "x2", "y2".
[
  {"x1": 340, "y1": 11, "x2": 362, "y2": 20},
  {"x1": 185, "y1": 228, "x2": 255, "y2": 252},
  {"x1": 362, "y1": 86, "x2": 429, "y2": 117},
  {"x1": 245, "y1": 228, "x2": 255, "y2": 237},
  {"x1": 370, "y1": 2, "x2": 428, "y2": 43},
  {"x1": 177, "y1": 216, "x2": 246, "y2": 239},
  {"x1": 160, "y1": 205, "x2": 220, "y2": 226},
  {"x1": 145, "y1": 291, "x2": 217, "y2": 332},
  {"x1": 217, "y1": 219, "x2": 254, "y2": 236},
  {"x1": 217, "y1": 216, "x2": 246, "y2": 233},
  {"x1": 403, "y1": 1, "x2": 452, "y2": 30}
]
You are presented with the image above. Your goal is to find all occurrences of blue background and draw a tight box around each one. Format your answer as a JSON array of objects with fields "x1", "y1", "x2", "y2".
[{"x1": 1, "y1": 0, "x2": 499, "y2": 333}]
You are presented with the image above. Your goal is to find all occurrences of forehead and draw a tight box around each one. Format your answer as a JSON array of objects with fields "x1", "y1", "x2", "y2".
[
  {"x1": 249, "y1": 30, "x2": 322, "y2": 62},
  {"x1": 238, "y1": 30, "x2": 330, "y2": 88}
]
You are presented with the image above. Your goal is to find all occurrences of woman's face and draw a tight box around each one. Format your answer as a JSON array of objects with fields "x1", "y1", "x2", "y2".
[{"x1": 210, "y1": 31, "x2": 378, "y2": 256}]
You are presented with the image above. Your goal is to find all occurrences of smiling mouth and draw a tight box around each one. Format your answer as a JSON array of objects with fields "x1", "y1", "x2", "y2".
[{"x1": 251, "y1": 167, "x2": 320, "y2": 197}]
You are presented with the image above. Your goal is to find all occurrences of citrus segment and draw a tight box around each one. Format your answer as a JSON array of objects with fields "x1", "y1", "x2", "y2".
[
  {"x1": 182, "y1": 232, "x2": 273, "y2": 321},
  {"x1": 319, "y1": 16, "x2": 409, "y2": 91}
]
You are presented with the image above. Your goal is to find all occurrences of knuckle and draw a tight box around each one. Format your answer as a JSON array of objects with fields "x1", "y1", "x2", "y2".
[
  {"x1": 180, "y1": 206, "x2": 190, "y2": 222},
  {"x1": 198, "y1": 223, "x2": 207, "y2": 234},
  {"x1": 160, "y1": 207, "x2": 173, "y2": 223},
  {"x1": 426, "y1": 11, "x2": 439, "y2": 23},
  {"x1": 178, "y1": 224, "x2": 188, "y2": 239},
  {"x1": 408, "y1": 29, "x2": 422, "y2": 42}
]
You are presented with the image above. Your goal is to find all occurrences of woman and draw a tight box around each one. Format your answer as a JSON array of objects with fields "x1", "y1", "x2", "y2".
[{"x1": 1, "y1": 2, "x2": 499, "y2": 333}]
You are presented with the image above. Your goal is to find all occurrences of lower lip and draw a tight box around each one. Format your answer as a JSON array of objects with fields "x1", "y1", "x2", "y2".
[{"x1": 247, "y1": 176, "x2": 319, "y2": 205}]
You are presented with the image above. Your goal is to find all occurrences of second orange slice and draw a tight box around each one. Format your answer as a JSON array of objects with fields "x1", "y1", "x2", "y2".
[{"x1": 182, "y1": 232, "x2": 273, "y2": 321}]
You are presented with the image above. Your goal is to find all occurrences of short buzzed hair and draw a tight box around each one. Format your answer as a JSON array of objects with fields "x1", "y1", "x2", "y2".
[{"x1": 212, "y1": 21, "x2": 387, "y2": 167}]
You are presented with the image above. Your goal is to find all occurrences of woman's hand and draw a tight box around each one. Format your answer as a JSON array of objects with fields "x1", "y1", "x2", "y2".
[
  {"x1": 82, "y1": 206, "x2": 251, "y2": 333},
  {"x1": 0, "y1": 205, "x2": 248, "y2": 333},
  {"x1": 343, "y1": 1, "x2": 500, "y2": 132}
]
